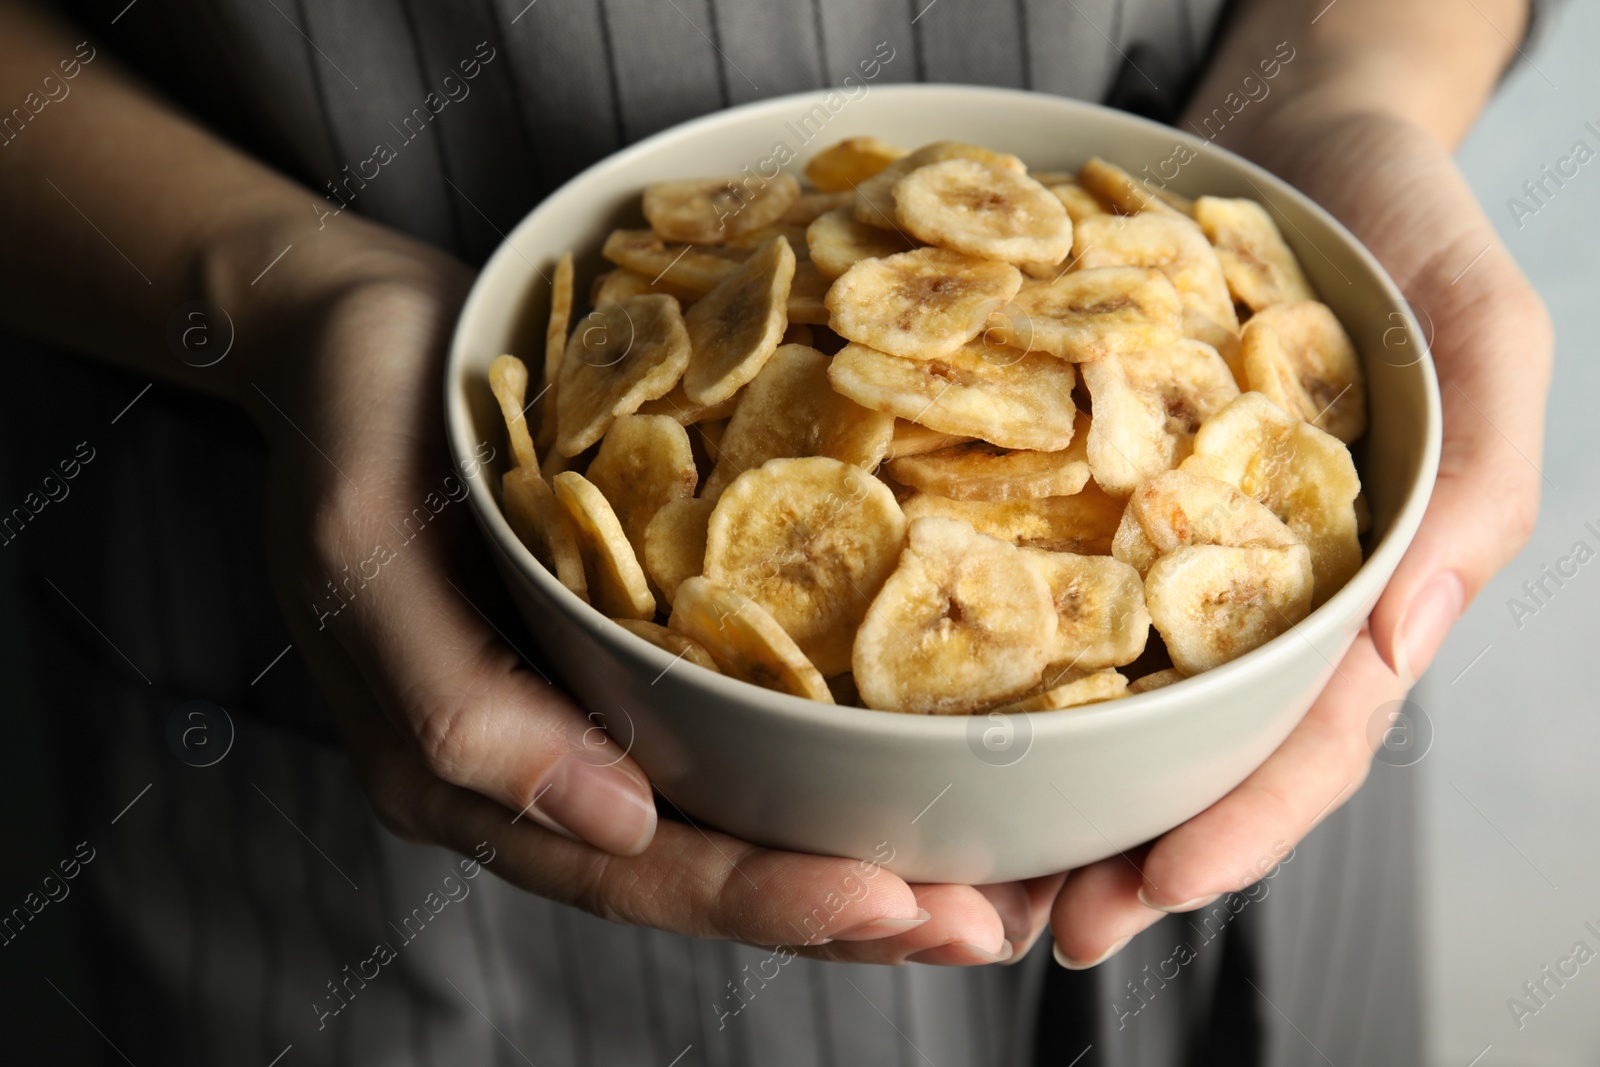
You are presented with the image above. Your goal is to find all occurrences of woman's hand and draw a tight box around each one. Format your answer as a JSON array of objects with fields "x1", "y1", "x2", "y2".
[
  {"x1": 228, "y1": 216, "x2": 1057, "y2": 966},
  {"x1": 1049, "y1": 96, "x2": 1552, "y2": 966}
]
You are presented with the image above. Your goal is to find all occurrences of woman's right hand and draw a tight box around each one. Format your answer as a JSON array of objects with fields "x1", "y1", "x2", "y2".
[{"x1": 225, "y1": 216, "x2": 1054, "y2": 966}]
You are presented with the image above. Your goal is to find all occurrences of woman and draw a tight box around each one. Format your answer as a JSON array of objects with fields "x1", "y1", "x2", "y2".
[{"x1": 0, "y1": 0, "x2": 1552, "y2": 1062}]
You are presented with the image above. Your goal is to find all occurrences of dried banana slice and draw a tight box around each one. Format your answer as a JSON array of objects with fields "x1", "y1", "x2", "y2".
[
  {"x1": 1128, "y1": 667, "x2": 1185, "y2": 693},
  {"x1": 806, "y1": 207, "x2": 917, "y2": 279},
  {"x1": 783, "y1": 190, "x2": 856, "y2": 226},
  {"x1": 1145, "y1": 543, "x2": 1314, "y2": 675},
  {"x1": 585, "y1": 414, "x2": 698, "y2": 562},
  {"x1": 612, "y1": 618, "x2": 720, "y2": 672},
  {"x1": 489, "y1": 354, "x2": 538, "y2": 471},
  {"x1": 1019, "y1": 548, "x2": 1150, "y2": 669},
  {"x1": 643, "y1": 173, "x2": 801, "y2": 245},
  {"x1": 990, "y1": 267, "x2": 1184, "y2": 362},
  {"x1": 501, "y1": 466, "x2": 588, "y2": 601},
  {"x1": 635, "y1": 381, "x2": 741, "y2": 425},
  {"x1": 1241, "y1": 301, "x2": 1367, "y2": 444},
  {"x1": 682, "y1": 236, "x2": 795, "y2": 406},
  {"x1": 885, "y1": 411, "x2": 1091, "y2": 502},
  {"x1": 827, "y1": 340, "x2": 1076, "y2": 452},
  {"x1": 1077, "y1": 157, "x2": 1185, "y2": 217},
  {"x1": 1081, "y1": 338, "x2": 1241, "y2": 496},
  {"x1": 1192, "y1": 196, "x2": 1315, "y2": 312},
  {"x1": 901, "y1": 482, "x2": 1125, "y2": 555},
  {"x1": 702, "y1": 344, "x2": 894, "y2": 501},
  {"x1": 723, "y1": 222, "x2": 811, "y2": 259},
  {"x1": 668, "y1": 577, "x2": 833, "y2": 702},
  {"x1": 555, "y1": 294, "x2": 691, "y2": 457},
  {"x1": 786, "y1": 260, "x2": 832, "y2": 325},
  {"x1": 535, "y1": 252, "x2": 575, "y2": 456},
  {"x1": 1181, "y1": 392, "x2": 1361, "y2": 605},
  {"x1": 1074, "y1": 212, "x2": 1239, "y2": 335},
  {"x1": 643, "y1": 496, "x2": 713, "y2": 605},
  {"x1": 892, "y1": 158, "x2": 1073, "y2": 265},
  {"x1": 806, "y1": 136, "x2": 909, "y2": 192},
  {"x1": 853, "y1": 516, "x2": 1056, "y2": 714},
  {"x1": 1112, "y1": 468, "x2": 1302, "y2": 578},
  {"x1": 1051, "y1": 180, "x2": 1110, "y2": 226},
  {"x1": 826, "y1": 247, "x2": 1022, "y2": 359},
  {"x1": 704, "y1": 457, "x2": 906, "y2": 677},
  {"x1": 1184, "y1": 307, "x2": 1245, "y2": 388},
  {"x1": 552, "y1": 471, "x2": 657, "y2": 620},
  {"x1": 885, "y1": 419, "x2": 972, "y2": 458},
  {"x1": 854, "y1": 141, "x2": 1026, "y2": 230},
  {"x1": 591, "y1": 267, "x2": 701, "y2": 308},
  {"x1": 991, "y1": 668, "x2": 1129, "y2": 713},
  {"x1": 601, "y1": 229, "x2": 740, "y2": 296}
]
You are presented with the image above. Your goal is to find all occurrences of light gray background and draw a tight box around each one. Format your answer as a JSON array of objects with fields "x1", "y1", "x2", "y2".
[
  {"x1": 1424, "y1": 3, "x2": 1600, "y2": 1063},
  {"x1": 0, "y1": 5, "x2": 1595, "y2": 1064}
]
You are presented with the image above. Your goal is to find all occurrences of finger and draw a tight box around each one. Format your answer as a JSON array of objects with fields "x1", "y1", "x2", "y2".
[
  {"x1": 979, "y1": 873, "x2": 1067, "y2": 963},
  {"x1": 1049, "y1": 847, "x2": 1164, "y2": 969},
  {"x1": 268, "y1": 436, "x2": 659, "y2": 858},
  {"x1": 1137, "y1": 631, "x2": 1405, "y2": 908},
  {"x1": 1369, "y1": 238, "x2": 1553, "y2": 682}
]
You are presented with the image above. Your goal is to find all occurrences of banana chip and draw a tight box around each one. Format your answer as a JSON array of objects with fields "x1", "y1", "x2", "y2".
[
  {"x1": 643, "y1": 173, "x2": 801, "y2": 245},
  {"x1": 682, "y1": 236, "x2": 795, "y2": 406},
  {"x1": 854, "y1": 141, "x2": 1026, "y2": 230},
  {"x1": 1185, "y1": 307, "x2": 1246, "y2": 389},
  {"x1": 643, "y1": 496, "x2": 713, "y2": 604},
  {"x1": 885, "y1": 411, "x2": 1090, "y2": 501},
  {"x1": 1081, "y1": 338, "x2": 1241, "y2": 496},
  {"x1": 585, "y1": 414, "x2": 698, "y2": 562},
  {"x1": 1020, "y1": 548, "x2": 1150, "y2": 669},
  {"x1": 884, "y1": 419, "x2": 972, "y2": 458},
  {"x1": 1192, "y1": 196, "x2": 1315, "y2": 312},
  {"x1": 704, "y1": 457, "x2": 907, "y2": 677},
  {"x1": 1240, "y1": 301, "x2": 1367, "y2": 444},
  {"x1": 1128, "y1": 667, "x2": 1185, "y2": 693},
  {"x1": 489, "y1": 354, "x2": 539, "y2": 471},
  {"x1": 901, "y1": 481, "x2": 1125, "y2": 555},
  {"x1": 602, "y1": 229, "x2": 740, "y2": 296},
  {"x1": 703, "y1": 344, "x2": 894, "y2": 501},
  {"x1": 555, "y1": 294, "x2": 691, "y2": 457},
  {"x1": 669, "y1": 577, "x2": 833, "y2": 701},
  {"x1": 827, "y1": 340, "x2": 1076, "y2": 452},
  {"x1": 591, "y1": 266, "x2": 701, "y2": 307},
  {"x1": 1112, "y1": 468, "x2": 1302, "y2": 578},
  {"x1": 1181, "y1": 392, "x2": 1361, "y2": 605},
  {"x1": 552, "y1": 471, "x2": 657, "y2": 620},
  {"x1": 826, "y1": 247, "x2": 1022, "y2": 359},
  {"x1": 612, "y1": 618, "x2": 721, "y2": 672},
  {"x1": 502, "y1": 466, "x2": 587, "y2": 601},
  {"x1": 1145, "y1": 543, "x2": 1314, "y2": 675},
  {"x1": 806, "y1": 207, "x2": 917, "y2": 279},
  {"x1": 990, "y1": 267, "x2": 1184, "y2": 362},
  {"x1": 892, "y1": 158, "x2": 1073, "y2": 265},
  {"x1": 1074, "y1": 212, "x2": 1239, "y2": 336},
  {"x1": 1077, "y1": 157, "x2": 1185, "y2": 218},
  {"x1": 783, "y1": 190, "x2": 856, "y2": 226},
  {"x1": 853, "y1": 516, "x2": 1056, "y2": 714},
  {"x1": 991, "y1": 668, "x2": 1129, "y2": 713},
  {"x1": 806, "y1": 136, "x2": 909, "y2": 192},
  {"x1": 1051, "y1": 180, "x2": 1110, "y2": 226},
  {"x1": 786, "y1": 260, "x2": 832, "y2": 325},
  {"x1": 535, "y1": 252, "x2": 575, "y2": 456}
]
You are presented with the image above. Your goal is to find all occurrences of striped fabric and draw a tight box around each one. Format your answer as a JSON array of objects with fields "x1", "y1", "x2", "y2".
[{"x1": 9, "y1": 0, "x2": 1424, "y2": 1063}]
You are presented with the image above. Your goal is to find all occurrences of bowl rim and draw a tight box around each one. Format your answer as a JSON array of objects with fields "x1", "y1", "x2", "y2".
[{"x1": 445, "y1": 82, "x2": 1442, "y2": 741}]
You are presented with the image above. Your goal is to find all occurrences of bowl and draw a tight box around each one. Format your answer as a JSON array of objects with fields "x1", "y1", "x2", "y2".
[{"x1": 445, "y1": 84, "x2": 1440, "y2": 884}]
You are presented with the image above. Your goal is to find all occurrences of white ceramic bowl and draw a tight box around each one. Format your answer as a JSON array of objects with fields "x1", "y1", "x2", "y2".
[{"x1": 446, "y1": 85, "x2": 1440, "y2": 884}]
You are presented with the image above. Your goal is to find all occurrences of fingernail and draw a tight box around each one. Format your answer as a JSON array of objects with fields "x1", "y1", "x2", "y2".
[
  {"x1": 1053, "y1": 935, "x2": 1131, "y2": 970},
  {"x1": 833, "y1": 909, "x2": 932, "y2": 941},
  {"x1": 524, "y1": 757, "x2": 657, "y2": 856},
  {"x1": 1137, "y1": 888, "x2": 1221, "y2": 913},
  {"x1": 1395, "y1": 572, "x2": 1464, "y2": 684},
  {"x1": 907, "y1": 939, "x2": 1014, "y2": 966}
]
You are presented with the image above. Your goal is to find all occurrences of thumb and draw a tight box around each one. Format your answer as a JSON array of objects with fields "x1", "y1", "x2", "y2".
[{"x1": 1369, "y1": 242, "x2": 1553, "y2": 683}]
